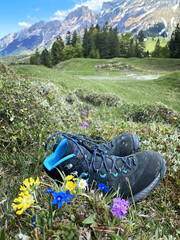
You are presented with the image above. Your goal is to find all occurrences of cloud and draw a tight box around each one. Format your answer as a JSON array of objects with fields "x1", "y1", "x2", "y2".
[
  {"x1": 73, "y1": 0, "x2": 110, "y2": 12},
  {"x1": 18, "y1": 22, "x2": 31, "y2": 27},
  {"x1": 27, "y1": 15, "x2": 36, "y2": 20},
  {"x1": 51, "y1": 9, "x2": 71, "y2": 21},
  {"x1": 51, "y1": 0, "x2": 110, "y2": 21}
]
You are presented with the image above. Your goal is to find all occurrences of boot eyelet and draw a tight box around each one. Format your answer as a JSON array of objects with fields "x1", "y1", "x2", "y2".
[
  {"x1": 70, "y1": 171, "x2": 78, "y2": 176},
  {"x1": 64, "y1": 164, "x2": 73, "y2": 170}
]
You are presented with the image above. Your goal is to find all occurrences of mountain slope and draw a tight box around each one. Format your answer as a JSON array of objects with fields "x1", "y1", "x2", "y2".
[
  {"x1": 0, "y1": 20, "x2": 62, "y2": 56},
  {"x1": 0, "y1": 0, "x2": 180, "y2": 56}
]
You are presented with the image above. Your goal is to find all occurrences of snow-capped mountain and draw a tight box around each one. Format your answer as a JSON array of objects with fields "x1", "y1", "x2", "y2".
[{"x1": 0, "y1": 0, "x2": 180, "y2": 56}]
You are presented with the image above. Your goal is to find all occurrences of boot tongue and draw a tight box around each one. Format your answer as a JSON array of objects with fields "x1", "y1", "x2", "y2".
[{"x1": 62, "y1": 138, "x2": 92, "y2": 161}]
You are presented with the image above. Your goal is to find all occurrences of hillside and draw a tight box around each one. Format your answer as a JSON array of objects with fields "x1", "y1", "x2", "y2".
[{"x1": 0, "y1": 58, "x2": 179, "y2": 239}]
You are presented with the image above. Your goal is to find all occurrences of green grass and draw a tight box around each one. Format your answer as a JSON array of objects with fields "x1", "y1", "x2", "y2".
[
  {"x1": 13, "y1": 58, "x2": 180, "y2": 112},
  {"x1": 1, "y1": 58, "x2": 180, "y2": 239},
  {"x1": 145, "y1": 37, "x2": 168, "y2": 52}
]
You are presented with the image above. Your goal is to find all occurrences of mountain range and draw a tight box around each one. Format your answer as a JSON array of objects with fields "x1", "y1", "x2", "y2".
[{"x1": 0, "y1": 0, "x2": 180, "y2": 56}]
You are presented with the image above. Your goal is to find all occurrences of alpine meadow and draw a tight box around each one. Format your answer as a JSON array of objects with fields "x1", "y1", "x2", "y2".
[{"x1": 0, "y1": 0, "x2": 180, "y2": 239}]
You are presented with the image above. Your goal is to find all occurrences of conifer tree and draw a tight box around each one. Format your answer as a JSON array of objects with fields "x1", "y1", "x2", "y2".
[
  {"x1": 40, "y1": 48, "x2": 52, "y2": 68},
  {"x1": 74, "y1": 43, "x2": 84, "y2": 58},
  {"x1": 152, "y1": 38, "x2": 161, "y2": 57},
  {"x1": 30, "y1": 48, "x2": 41, "y2": 65},
  {"x1": 82, "y1": 28, "x2": 90, "y2": 57},
  {"x1": 72, "y1": 31, "x2": 78, "y2": 47},
  {"x1": 95, "y1": 49, "x2": 100, "y2": 59},
  {"x1": 99, "y1": 23, "x2": 109, "y2": 58},
  {"x1": 169, "y1": 24, "x2": 180, "y2": 58},
  {"x1": 66, "y1": 31, "x2": 71, "y2": 45},
  {"x1": 57, "y1": 36, "x2": 64, "y2": 48},
  {"x1": 51, "y1": 40, "x2": 64, "y2": 65}
]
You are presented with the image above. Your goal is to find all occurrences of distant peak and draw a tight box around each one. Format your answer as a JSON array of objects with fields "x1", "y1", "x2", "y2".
[{"x1": 65, "y1": 6, "x2": 96, "y2": 20}]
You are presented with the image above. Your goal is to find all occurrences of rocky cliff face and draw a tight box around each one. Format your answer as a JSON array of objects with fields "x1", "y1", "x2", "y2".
[
  {"x1": 0, "y1": 20, "x2": 62, "y2": 56},
  {"x1": 98, "y1": 0, "x2": 180, "y2": 34},
  {"x1": 0, "y1": 0, "x2": 180, "y2": 56}
]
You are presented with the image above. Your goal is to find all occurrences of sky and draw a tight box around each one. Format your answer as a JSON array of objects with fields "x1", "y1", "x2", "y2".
[{"x1": 0, "y1": 0, "x2": 110, "y2": 39}]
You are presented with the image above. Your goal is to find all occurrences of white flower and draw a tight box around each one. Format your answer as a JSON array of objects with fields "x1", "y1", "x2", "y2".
[
  {"x1": 0, "y1": 199, "x2": 7, "y2": 205},
  {"x1": 16, "y1": 232, "x2": 30, "y2": 240},
  {"x1": 78, "y1": 179, "x2": 88, "y2": 189}
]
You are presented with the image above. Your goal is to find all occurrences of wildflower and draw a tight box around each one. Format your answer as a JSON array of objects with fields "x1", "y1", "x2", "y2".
[
  {"x1": 10, "y1": 116, "x2": 14, "y2": 122},
  {"x1": 20, "y1": 186, "x2": 27, "y2": 191},
  {"x1": 86, "y1": 117, "x2": 91, "y2": 121},
  {"x1": 109, "y1": 113, "x2": 112, "y2": 116},
  {"x1": 113, "y1": 198, "x2": 129, "y2": 207},
  {"x1": 51, "y1": 191, "x2": 64, "y2": 208},
  {"x1": 111, "y1": 197, "x2": 129, "y2": 219},
  {"x1": 65, "y1": 181, "x2": 77, "y2": 191},
  {"x1": 61, "y1": 190, "x2": 74, "y2": 204},
  {"x1": 173, "y1": 117, "x2": 177, "y2": 120},
  {"x1": 65, "y1": 175, "x2": 74, "y2": 181},
  {"x1": 150, "y1": 212, "x2": 156, "y2": 218},
  {"x1": 16, "y1": 232, "x2": 30, "y2": 240},
  {"x1": 78, "y1": 179, "x2": 88, "y2": 189},
  {"x1": 98, "y1": 183, "x2": 109, "y2": 192},
  {"x1": 13, "y1": 191, "x2": 35, "y2": 215},
  {"x1": 32, "y1": 215, "x2": 36, "y2": 227},
  {"x1": 0, "y1": 199, "x2": 7, "y2": 205},
  {"x1": 44, "y1": 189, "x2": 54, "y2": 194},
  {"x1": 82, "y1": 122, "x2": 89, "y2": 129},
  {"x1": 22, "y1": 177, "x2": 40, "y2": 192}
]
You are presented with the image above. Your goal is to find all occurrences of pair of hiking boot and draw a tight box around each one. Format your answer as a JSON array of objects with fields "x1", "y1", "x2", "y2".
[{"x1": 43, "y1": 132, "x2": 166, "y2": 202}]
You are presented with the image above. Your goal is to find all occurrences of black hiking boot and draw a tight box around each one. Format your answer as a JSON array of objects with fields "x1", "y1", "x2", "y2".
[
  {"x1": 45, "y1": 131, "x2": 140, "y2": 158},
  {"x1": 43, "y1": 134, "x2": 166, "y2": 202}
]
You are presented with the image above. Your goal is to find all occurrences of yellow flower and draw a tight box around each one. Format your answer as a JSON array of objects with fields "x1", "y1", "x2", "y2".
[
  {"x1": 109, "y1": 114, "x2": 112, "y2": 116},
  {"x1": 13, "y1": 191, "x2": 35, "y2": 215},
  {"x1": 173, "y1": 117, "x2": 177, "y2": 120},
  {"x1": 86, "y1": 117, "x2": 91, "y2": 121},
  {"x1": 22, "y1": 177, "x2": 40, "y2": 191},
  {"x1": 20, "y1": 185, "x2": 27, "y2": 191},
  {"x1": 65, "y1": 175, "x2": 74, "y2": 181},
  {"x1": 65, "y1": 181, "x2": 77, "y2": 191},
  {"x1": 73, "y1": 178, "x2": 79, "y2": 182}
]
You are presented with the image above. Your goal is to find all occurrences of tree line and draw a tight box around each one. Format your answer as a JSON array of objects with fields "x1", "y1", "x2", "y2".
[{"x1": 30, "y1": 23, "x2": 180, "y2": 68}]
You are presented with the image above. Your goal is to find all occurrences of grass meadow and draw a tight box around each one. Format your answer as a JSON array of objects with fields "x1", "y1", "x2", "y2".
[{"x1": 0, "y1": 57, "x2": 180, "y2": 239}]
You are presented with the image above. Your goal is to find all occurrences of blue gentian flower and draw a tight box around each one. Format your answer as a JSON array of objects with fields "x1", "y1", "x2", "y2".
[
  {"x1": 98, "y1": 183, "x2": 109, "y2": 192},
  {"x1": 44, "y1": 189, "x2": 54, "y2": 194},
  {"x1": 32, "y1": 215, "x2": 36, "y2": 227},
  {"x1": 52, "y1": 191, "x2": 65, "y2": 208},
  {"x1": 61, "y1": 190, "x2": 74, "y2": 203}
]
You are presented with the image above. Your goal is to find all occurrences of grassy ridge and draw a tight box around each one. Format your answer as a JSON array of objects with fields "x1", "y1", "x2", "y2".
[
  {"x1": 1, "y1": 58, "x2": 180, "y2": 239},
  {"x1": 13, "y1": 58, "x2": 180, "y2": 112}
]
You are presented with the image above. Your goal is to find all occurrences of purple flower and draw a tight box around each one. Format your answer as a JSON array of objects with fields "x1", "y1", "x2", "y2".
[
  {"x1": 150, "y1": 212, "x2": 156, "y2": 218},
  {"x1": 82, "y1": 122, "x2": 89, "y2": 129},
  {"x1": 111, "y1": 198, "x2": 129, "y2": 219},
  {"x1": 113, "y1": 198, "x2": 129, "y2": 207},
  {"x1": 98, "y1": 183, "x2": 109, "y2": 192}
]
